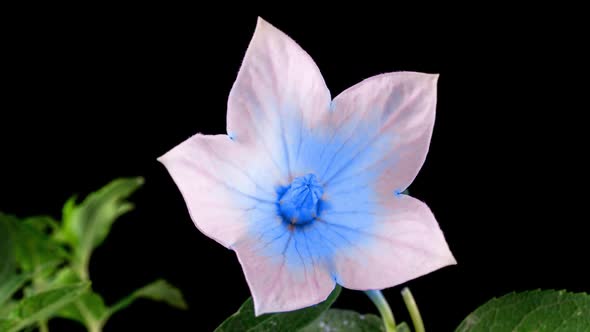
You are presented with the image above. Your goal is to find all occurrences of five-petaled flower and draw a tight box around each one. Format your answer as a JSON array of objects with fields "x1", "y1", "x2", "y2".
[{"x1": 159, "y1": 17, "x2": 456, "y2": 316}]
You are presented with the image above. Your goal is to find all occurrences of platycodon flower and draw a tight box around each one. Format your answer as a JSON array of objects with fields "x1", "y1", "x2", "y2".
[{"x1": 159, "y1": 17, "x2": 456, "y2": 315}]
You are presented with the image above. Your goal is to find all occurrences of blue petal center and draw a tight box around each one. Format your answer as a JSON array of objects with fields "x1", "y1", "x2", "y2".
[{"x1": 278, "y1": 173, "x2": 323, "y2": 225}]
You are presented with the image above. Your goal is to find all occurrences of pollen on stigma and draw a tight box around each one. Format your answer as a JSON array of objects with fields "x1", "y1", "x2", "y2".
[{"x1": 277, "y1": 173, "x2": 324, "y2": 227}]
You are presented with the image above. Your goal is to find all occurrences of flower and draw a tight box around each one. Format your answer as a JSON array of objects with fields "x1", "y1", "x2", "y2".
[{"x1": 158, "y1": 17, "x2": 456, "y2": 316}]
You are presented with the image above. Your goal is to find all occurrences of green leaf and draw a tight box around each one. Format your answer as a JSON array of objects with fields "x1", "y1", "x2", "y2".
[
  {"x1": 49, "y1": 267, "x2": 80, "y2": 288},
  {"x1": 4, "y1": 282, "x2": 89, "y2": 332},
  {"x1": 0, "y1": 301, "x2": 17, "y2": 318},
  {"x1": 44, "y1": 268, "x2": 107, "y2": 325},
  {"x1": 133, "y1": 279, "x2": 187, "y2": 309},
  {"x1": 57, "y1": 291, "x2": 107, "y2": 325},
  {"x1": 0, "y1": 214, "x2": 19, "y2": 279},
  {"x1": 0, "y1": 213, "x2": 19, "y2": 305},
  {"x1": 22, "y1": 216, "x2": 60, "y2": 234},
  {"x1": 0, "y1": 274, "x2": 30, "y2": 307},
  {"x1": 0, "y1": 319, "x2": 17, "y2": 331},
  {"x1": 455, "y1": 289, "x2": 590, "y2": 332},
  {"x1": 58, "y1": 177, "x2": 144, "y2": 271},
  {"x1": 54, "y1": 195, "x2": 78, "y2": 245},
  {"x1": 0, "y1": 218, "x2": 15, "y2": 280},
  {"x1": 9, "y1": 216, "x2": 65, "y2": 274},
  {"x1": 1, "y1": 213, "x2": 65, "y2": 307},
  {"x1": 108, "y1": 279, "x2": 187, "y2": 317},
  {"x1": 396, "y1": 322, "x2": 411, "y2": 332},
  {"x1": 215, "y1": 285, "x2": 341, "y2": 332},
  {"x1": 0, "y1": 256, "x2": 61, "y2": 309},
  {"x1": 301, "y1": 309, "x2": 384, "y2": 332}
]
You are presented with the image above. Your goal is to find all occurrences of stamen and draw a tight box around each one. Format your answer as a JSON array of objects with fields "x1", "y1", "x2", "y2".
[{"x1": 277, "y1": 173, "x2": 324, "y2": 226}]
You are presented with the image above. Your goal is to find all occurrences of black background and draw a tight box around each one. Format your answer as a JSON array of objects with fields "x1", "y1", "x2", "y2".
[{"x1": 2, "y1": 9, "x2": 588, "y2": 332}]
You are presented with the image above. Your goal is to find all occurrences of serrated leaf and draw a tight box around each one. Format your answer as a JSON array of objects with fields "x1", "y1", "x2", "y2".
[
  {"x1": 107, "y1": 279, "x2": 187, "y2": 318},
  {"x1": 5, "y1": 282, "x2": 89, "y2": 332},
  {"x1": 59, "y1": 177, "x2": 144, "y2": 270},
  {"x1": 455, "y1": 289, "x2": 590, "y2": 332},
  {"x1": 301, "y1": 309, "x2": 384, "y2": 332},
  {"x1": 215, "y1": 285, "x2": 341, "y2": 332}
]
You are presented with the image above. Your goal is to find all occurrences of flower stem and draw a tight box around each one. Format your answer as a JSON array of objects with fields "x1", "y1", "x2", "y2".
[
  {"x1": 39, "y1": 321, "x2": 49, "y2": 332},
  {"x1": 401, "y1": 287, "x2": 425, "y2": 332},
  {"x1": 365, "y1": 290, "x2": 397, "y2": 332}
]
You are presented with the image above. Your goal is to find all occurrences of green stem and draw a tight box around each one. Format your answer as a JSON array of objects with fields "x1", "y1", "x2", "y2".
[
  {"x1": 33, "y1": 265, "x2": 50, "y2": 332},
  {"x1": 75, "y1": 300, "x2": 103, "y2": 332},
  {"x1": 401, "y1": 287, "x2": 425, "y2": 332},
  {"x1": 72, "y1": 253, "x2": 102, "y2": 332},
  {"x1": 88, "y1": 323, "x2": 102, "y2": 332},
  {"x1": 365, "y1": 290, "x2": 397, "y2": 332},
  {"x1": 73, "y1": 256, "x2": 89, "y2": 281},
  {"x1": 39, "y1": 321, "x2": 49, "y2": 332}
]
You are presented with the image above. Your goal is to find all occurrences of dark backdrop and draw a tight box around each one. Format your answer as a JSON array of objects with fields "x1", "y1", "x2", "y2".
[{"x1": 2, "y1": 9, "x2": 587, "y2": 332}]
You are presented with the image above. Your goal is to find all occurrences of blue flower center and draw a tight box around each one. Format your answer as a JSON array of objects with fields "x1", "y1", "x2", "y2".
[{"x1": 278, "y1": 173, "x2": 324, "y2": 225}]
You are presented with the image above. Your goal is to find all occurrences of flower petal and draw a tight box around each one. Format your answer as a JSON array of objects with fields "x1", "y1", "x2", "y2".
[
  {"x1": 158, "y1": 134, "x2": 279, "y2": 248},
  {"x1": 227, "y1": 17, "x2": 331, "y2": 182},
  {"x1": 321, "y1": 72, "x2": 439, "y2": 196},
  {"x1": 325, "y1": 194, "x2": 456, "y2": 289},
  {"x1": 232, "y1": 222, "x2": 336, "y2": 316}
]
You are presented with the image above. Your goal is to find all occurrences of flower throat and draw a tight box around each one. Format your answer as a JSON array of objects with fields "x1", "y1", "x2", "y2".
[{"x1": 278, "y1": 173, "x2": 323, "y2": 226}]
